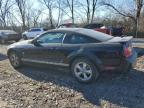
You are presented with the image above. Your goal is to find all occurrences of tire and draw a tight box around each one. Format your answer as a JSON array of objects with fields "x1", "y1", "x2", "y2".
[
  {"x1": 8, "y1": 51, "x2": 22, "y2": 68},
  {"x1": 71, "y1": 58, "x2": 99, "y2": 83},
  {"x1": 23, "y1": 35, "x2": 28, "y2": 40}
]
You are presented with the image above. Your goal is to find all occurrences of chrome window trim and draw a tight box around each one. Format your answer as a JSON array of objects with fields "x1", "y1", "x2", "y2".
[{"x1": 62, "y1": 33, "x2": 67, "y2": 45}]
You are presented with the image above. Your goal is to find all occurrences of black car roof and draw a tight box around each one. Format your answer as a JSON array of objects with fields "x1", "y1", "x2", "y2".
[{"x1": 49, "y1": 28, "x2": 113, "y2": 42}]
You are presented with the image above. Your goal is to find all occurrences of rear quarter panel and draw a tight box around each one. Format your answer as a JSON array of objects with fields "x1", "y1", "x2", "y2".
[
  {"x1": 85, "y1": 43, "x2": 123, "y2": 66},
  {"x1": 64, "y1": 43, "x2": 123, "y2": 70}
]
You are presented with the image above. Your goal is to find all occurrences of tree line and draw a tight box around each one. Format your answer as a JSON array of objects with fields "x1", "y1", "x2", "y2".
[{"x1": 0, "y1": 0, "x2": 144, "y2": 37}]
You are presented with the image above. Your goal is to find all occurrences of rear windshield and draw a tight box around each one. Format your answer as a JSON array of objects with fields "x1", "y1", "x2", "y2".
[{"x1": 78, "y1": 29, "x2": 113, "y2": 42}]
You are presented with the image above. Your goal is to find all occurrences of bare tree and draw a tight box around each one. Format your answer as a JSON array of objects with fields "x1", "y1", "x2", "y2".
[
  {"x1": 77, "y1": 0, "x2": 98, "y2": 24},
  {"x1": 0, "y1": 0, "x2": 13, "y2": 28},
  {"x1": 135, "y1": 0, "x2": 143, "y2": 37},
  {"x1": 15, "y1": 0, "x2": 27, "y2": 31},
  {"x1": 31, "y1": 10, "x2": 42, "y2": 27},
  {"x1": 91, "y1": 0, "x2": 98, "y2": 23},
  {"x1": 25, "y1": 3, "x2": 33, "y2": 29},
  {"x1": 55, "y1": 0, "x2": 64, "y2": 27},
  {"x1": 101, "y1": 0, "x2": 144, "y2": 37},
  {"x1": 86, "y1": 0, "x2": 90, "y2": 23},
  {"x1": 39, "y1": 0, "x2": 55, "y2": 28},
  {"x1": 64, "y1": 0, "x2": 75, "y2": 24}
]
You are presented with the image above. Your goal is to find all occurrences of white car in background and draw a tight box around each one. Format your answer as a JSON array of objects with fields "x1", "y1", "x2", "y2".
[{"x1": 22, "y1": 28, "x2": 47, "y2": 40}]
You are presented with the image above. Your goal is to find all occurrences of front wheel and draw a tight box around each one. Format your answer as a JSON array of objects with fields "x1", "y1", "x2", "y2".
[
  {"x1": 8, "y1": 51, "x2": 22, "y2": 68},
  {"x1": 71, "y1": 58, "x2": 99, "y2": 83}
]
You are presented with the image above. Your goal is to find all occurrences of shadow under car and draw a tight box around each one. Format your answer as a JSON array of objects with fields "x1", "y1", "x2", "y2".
[{"x1": 16, "y1": 65, "x2": 144, "y2": 108}]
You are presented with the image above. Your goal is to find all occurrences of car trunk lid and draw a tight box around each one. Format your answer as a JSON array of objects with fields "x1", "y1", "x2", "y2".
[{"x1": 107, "y1": 36, "x2": 137, "y2": 63}]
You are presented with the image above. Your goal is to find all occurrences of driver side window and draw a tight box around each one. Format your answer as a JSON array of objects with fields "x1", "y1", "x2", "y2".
[{"x1": 37, "y1": 32, "x2": 65, "y2": 44}]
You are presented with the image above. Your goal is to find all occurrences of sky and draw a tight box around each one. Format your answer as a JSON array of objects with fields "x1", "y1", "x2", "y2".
[
  {"x1": 12, "y1": 0, "x2": 136, "y2": 25},
  {"x1": 30, "y1": 0, "x2": 108, "y2": 23}
]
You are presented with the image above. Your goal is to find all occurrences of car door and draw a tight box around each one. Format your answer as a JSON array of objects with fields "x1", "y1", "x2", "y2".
[{"x1": 23, "y1": 32, "x2": 67, "y2": 66}]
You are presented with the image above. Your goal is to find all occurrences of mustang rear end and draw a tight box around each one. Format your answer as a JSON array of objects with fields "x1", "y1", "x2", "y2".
[{"x1": 107, "y1": 36, "x2": 137, "y2": 71}]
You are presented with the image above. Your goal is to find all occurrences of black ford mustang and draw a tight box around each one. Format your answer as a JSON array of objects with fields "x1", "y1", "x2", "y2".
[{"x1": 7, "y1": 28, "x2": 137, "y2": 83}]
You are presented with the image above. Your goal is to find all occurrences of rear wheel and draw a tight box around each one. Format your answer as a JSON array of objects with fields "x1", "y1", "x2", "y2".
[
  {"x1": 71, "y1": 58, "x2": 99, "y2": 83},
  {"x1": 8, "y1": 51, "x2": 22, "y2": 68}
]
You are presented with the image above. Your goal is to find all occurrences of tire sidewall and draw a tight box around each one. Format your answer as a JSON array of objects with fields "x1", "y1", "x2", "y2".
[
  {"x1": 71, "y1": 58, "x2": 99, "y2": 83},
  {"x1": 9, "y1": 51, "x2": 22, "y2": 68}
]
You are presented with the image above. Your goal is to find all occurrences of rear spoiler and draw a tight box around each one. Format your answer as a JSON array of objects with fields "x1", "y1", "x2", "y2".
[{"x1": 107, "y1": 36, "x2": 133, "y2": 43}]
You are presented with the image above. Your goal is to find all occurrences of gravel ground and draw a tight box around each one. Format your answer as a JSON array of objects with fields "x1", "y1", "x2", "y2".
[{"x1": 0, "y1": 43, "x2": 144, "y2": 108}]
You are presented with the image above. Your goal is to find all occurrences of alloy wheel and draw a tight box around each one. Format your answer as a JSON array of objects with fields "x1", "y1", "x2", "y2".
[
  {"x1": 9, "y1": 52, "x2": 20, "y2": 67},
  {"x1": 74, "y1": 62, "x2": 93, "y2": 81}
]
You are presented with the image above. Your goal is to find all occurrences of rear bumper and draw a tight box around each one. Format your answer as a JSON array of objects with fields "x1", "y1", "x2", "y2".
[
  {"x1": 100, "y1": 50, "x2": 137, "y2": 71},
  {"x1": 102, "y1": 61, "x2": 134, "y2": 71},
  {"x1": 116, "y1": 50, "x2": 137, "y2": 71}
]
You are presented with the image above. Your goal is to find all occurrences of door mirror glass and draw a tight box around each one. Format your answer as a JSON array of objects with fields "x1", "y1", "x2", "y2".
[
  {"x1": 31, "y1": 39, "x2": 42, "y2": 46},
  {"x1": 36, "y1": 40, "x2": 43, "y2": 43}
]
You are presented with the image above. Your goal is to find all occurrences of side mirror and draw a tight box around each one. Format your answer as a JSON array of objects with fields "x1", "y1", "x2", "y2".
[{"x1": 31, "y1": 39, "x2": 42, "y2": 46}]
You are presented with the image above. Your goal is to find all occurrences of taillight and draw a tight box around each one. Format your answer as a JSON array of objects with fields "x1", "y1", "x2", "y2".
[{"x1": 124, "y1": 46, "x2": 132, "y2": 57}]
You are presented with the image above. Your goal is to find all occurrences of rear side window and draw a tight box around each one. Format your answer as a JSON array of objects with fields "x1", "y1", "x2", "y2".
[
  {"x1": 64, "y1": 33, "x2": 99, "y2": 44},
  {"x1": 78, "y1": 29, "x2": 113, "y2": 42}
]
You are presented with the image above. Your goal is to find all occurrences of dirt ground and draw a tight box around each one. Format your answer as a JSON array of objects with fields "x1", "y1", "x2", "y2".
[{"x1": 0, "y1": 44, "x2": 144, "y2": 108}]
